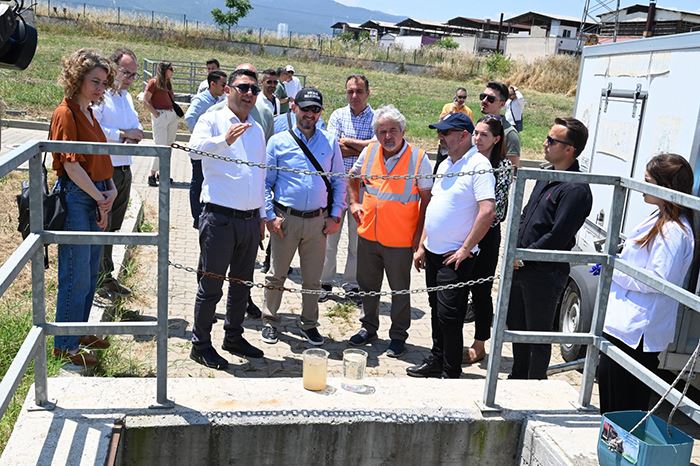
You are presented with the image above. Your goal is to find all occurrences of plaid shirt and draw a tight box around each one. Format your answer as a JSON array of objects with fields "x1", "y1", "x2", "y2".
[{"x1": 327, "y1": 104, "x2": 375, "y2": 172}]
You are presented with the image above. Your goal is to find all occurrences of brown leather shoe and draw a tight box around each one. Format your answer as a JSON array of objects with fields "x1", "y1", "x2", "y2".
[
  {"x1": 53, "y1": 348, "x2": 98, "y2": 367},
  {"x1": 79, "y1": 335, "x2": 110, "y2": 349}
]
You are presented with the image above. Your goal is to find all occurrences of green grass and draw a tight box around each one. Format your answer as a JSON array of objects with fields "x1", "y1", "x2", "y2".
[
  {"x1": 325, "y1": 301, "x2": 357, "y2": 322},
  {"x1": 0, "y1": 21, "x2": 575, "y2": 158}
]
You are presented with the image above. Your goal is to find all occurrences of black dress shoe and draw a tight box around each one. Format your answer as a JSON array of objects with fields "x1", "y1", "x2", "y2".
[
  {"x1": 222, "y1": 337, "x2": 264, "y2": 359},
  {"x1": 190, "y1": 346, "x2": 229, "y2": 370},
  {"x1": 246, "y1": 298, "x2": 262, "y2": 318},
  {"x1": 406, "y1": 357, "x2": 443, "y2": 378}
]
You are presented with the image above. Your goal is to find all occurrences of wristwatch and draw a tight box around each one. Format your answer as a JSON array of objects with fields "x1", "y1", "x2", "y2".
[{"x1": 330, "y1": 216, "x2": 341, "y2": 224}]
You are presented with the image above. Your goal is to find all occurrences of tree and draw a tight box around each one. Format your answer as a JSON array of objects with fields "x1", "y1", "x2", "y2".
[{"x1": 211, "y1": 0, "x2": 253, "y2": 40}]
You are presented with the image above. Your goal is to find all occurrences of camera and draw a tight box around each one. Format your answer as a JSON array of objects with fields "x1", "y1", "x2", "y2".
[{"x1": 0, "y1": 1, "x2": 37, "y2": 70}]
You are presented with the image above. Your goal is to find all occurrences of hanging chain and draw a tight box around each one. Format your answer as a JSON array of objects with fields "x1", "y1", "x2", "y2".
[
  {"x1": 171, "y1": 143, "x2": 513, "y2": 181},
  {"x1": 168, "y1": 260, "x2": 497, "y2": 297}
]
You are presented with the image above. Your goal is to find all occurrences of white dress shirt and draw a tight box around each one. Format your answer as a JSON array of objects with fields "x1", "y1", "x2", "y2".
[
  {"x1": 188, "y1": 105, "x2": 267, "y2": 215},
  {"x1": 423, "y1": 146, "x2": 495, "y2": 255},
  {"x1": 283, "y1": 76, "x2": 301, "y2": 101},
  {"x1": 604, "y1": 213, "x2": 694, "y2": 352},
  {"x1": 92, "y1": 89, "x2": 143, "y2": 166}
]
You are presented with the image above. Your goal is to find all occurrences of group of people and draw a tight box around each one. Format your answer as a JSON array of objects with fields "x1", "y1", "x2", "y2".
[{"x1": 47, "y1": 48, "x2": 697, "y2": 416}]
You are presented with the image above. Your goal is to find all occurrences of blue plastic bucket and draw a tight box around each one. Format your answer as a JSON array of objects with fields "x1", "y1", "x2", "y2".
[{"x1": 597, "y1": 411, "x2": 693, "y2": 466}]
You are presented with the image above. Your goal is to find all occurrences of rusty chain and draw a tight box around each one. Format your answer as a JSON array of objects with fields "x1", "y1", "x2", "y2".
[
  {"x1": 171, "y1": 143, "x2": 513, "y2": 181},
  {"x1": 168, "y1": 260, "x2": 497, "y2": 297}
]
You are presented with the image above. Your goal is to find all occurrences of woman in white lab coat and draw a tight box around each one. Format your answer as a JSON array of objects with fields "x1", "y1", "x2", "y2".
[{"x1": 598, "y1": 153, "x2": 696, "y2": 414}]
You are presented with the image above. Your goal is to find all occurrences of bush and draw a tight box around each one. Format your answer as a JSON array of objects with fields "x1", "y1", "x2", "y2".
[
  {"x1": 434, "y1": 37, "x2": 458, "y2": 50},
  {"x1": 484, "y1": 52, "x2": 512, "y2": 76}
]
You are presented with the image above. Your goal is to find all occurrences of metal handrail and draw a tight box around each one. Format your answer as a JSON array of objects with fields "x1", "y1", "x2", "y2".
[
  {"x1": 483, "y1": 168, "x2": 700, "y2": 425},
  {"x1": 0, "y1": 140, "x2": 173, "y2": 420}
]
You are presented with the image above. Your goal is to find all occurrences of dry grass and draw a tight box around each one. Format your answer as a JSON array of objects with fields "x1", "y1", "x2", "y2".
[{"x1": 507, "y1": 54, "x2": 581, "y2": 96}]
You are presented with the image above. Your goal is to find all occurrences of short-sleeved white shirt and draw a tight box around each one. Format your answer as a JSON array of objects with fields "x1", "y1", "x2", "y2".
[{"x1": 424, "y1": 146, "x2": 495, "y2": 255}]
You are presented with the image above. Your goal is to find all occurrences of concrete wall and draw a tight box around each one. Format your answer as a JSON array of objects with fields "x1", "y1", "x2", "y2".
[
  {"x1": 454, "y1": 35, "x2": 477, "y2": 53},
  {"x1": 506, "y1": 36, "x2": 557, "y2": 62},
  {"x1": 394, "y1": 35, "x2": 423, "y2": 51},
  {"x1": 119, "y1": 414, "x2": 522, "y2": 466}
]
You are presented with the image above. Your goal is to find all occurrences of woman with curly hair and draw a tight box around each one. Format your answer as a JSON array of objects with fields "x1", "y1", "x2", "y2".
[
  {"x1": 51, "y1": 48, "x2": 118, "y2": 366},
  {"x1": 143, "y1": 61, "x2": 177, "y2": 186},
  {"x1": 599, "y1": 153, "x2": 696, "y2": 413}
]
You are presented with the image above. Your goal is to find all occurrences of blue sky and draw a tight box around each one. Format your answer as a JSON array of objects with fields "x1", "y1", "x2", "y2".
[{"x1": 336, "y1": 0, "x2": 700, "y2": 22}]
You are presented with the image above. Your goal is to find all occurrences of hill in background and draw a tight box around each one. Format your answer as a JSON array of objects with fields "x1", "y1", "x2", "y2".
[{"x1": 61, "y1": 0, "x2": 405, "y2": 34}]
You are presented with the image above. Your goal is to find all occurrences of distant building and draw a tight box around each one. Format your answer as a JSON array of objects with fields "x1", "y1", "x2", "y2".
[{"x1": 597, "y1": 4, "x2": 700, "y2": 37}]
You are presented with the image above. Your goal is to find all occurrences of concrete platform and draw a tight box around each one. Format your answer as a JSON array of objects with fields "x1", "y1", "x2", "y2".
[{"x1": 2, "y1": 377, "x2": 604, "y2": 465}]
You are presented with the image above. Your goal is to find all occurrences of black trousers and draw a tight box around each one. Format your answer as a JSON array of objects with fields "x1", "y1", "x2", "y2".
[
  {"x1": 506, "y1": 264, "x2": 567, "y2": 379},
  {"x1": 192, "y1": 208, "x2": 259, "y2": 350},
  {"x1": 425, "y1": 249, "x2": 476, "y2": 378},
  {"x1": 100, "y1": 166, "x2": 132, "y2": 278},
  {"x1": 469, "y1": 224, "x2": 501, "y2": 341},
  {"x1": 598, "y1": 333, "x2": 660, "y2": 414}
]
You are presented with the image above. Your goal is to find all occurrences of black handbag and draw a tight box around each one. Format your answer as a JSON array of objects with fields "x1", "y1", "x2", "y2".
[
  {"x1": 16, "y1": 154, "x2": 66, "y2": 240},
  {"x1": 169, "y1": 92, "x2": 184, "y2": 118}
]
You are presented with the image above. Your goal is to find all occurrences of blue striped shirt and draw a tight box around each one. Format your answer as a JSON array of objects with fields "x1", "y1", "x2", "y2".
[{"x1": 327, "y1": 104, "x2": 375, "y2": 172}]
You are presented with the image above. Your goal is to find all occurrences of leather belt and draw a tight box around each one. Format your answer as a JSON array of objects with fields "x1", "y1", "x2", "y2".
[
  {"x1": 203, "y1": 203, "x2": 259, "y2": 219},
  {"x1": 273, "y1": 201, "x2": 325, "y2": 218}
]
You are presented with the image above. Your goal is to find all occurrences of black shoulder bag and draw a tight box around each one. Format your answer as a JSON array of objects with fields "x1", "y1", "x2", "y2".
[
  {"x1": 287, "y1": 128, "x2": 333, "y2": 214},
  {"x1": 169, "y1": 92, "x2": 184, "y2": 118},
  {"x1": 17, "y1": 117, "x2": 70, "y2": 267}
]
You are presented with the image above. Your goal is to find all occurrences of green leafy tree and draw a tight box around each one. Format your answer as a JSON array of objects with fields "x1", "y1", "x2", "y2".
[
  {"x1": 211, "y1": 0, "x2": 253, "y2": 40},
  {"x1": 434, "y1": 37, "x2": 459, "y2": 50}
]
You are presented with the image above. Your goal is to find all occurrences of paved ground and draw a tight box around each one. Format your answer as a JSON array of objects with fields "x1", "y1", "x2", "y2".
[{"x1": 0, "y1": 126, "x2": 590, "y2": 389}]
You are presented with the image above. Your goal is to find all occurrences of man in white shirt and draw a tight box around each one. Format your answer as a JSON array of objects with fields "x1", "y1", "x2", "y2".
[
  {"x1": 505, "y1": 86, "x2": 526, "y2": 132},
  {"x1": 408, "y1": 113, "x2": 495, "y2": 379},
  {"x1": 282, "y1": 65, "x2": 302, "y2": 103},
  {"x1": 197, "y1": 58, "x2": 221, "y2": 94},
  {"x1": 188, "y1": 68, "x2": 267, "y2": 369},
  {"x1": 93, "y1": 48, "x2": 144, "y2": 298},
  {"x1": 258, "y1": 68, "x2": 281, "y2": 116}
]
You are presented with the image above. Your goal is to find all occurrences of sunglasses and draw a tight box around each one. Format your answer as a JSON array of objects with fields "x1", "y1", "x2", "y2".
[
  {"x1": 545, "y1": 135, "x2": 573, "y2": 146},
  {"x1": 437, "y1": 129, "x2": 461, "y2": 136},
  {"x1": 299, "y1": 106, "x2": 322, "y2": 114},
  {"x1": 265, "y1": 79, "x2": 279, "y2": 85},
  {"x1": 479, "y1": 93, "x2": 497, "y2": 104},
  {"x1": 455, "y1": 95, "x2": 467, "y2": 100},
  {"x1": 233, "y1": 83, "x2": 261, "y2": 96}
]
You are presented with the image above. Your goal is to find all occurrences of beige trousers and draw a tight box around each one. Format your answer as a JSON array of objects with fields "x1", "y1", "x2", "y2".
[{"x1": 151, "y1": 109, "x2": 178, "y2": 171}]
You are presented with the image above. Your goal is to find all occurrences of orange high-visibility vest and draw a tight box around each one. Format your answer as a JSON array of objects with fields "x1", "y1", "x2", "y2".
[{"x1": 357, "y1": 142, "x2": 423, "y2": 248}]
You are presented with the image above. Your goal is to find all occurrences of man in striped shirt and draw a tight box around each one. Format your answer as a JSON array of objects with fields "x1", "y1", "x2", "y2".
[{"x1": 319, "y1": 74, "x2": 375, "y2": 304}]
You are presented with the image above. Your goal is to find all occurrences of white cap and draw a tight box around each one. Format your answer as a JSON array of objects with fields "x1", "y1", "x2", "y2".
[{"x1": 284, "y1": 65, "x2": 295, "y2": 73}]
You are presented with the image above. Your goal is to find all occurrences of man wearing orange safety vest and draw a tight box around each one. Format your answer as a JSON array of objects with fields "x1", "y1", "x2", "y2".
[{"x1": 346, "y1": 105, "x2": 433, "y2": 358}]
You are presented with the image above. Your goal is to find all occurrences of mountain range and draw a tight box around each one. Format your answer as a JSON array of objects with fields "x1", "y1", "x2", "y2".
[{"x1": 66, "y1": 0, "x2": 406, "y2": 35}]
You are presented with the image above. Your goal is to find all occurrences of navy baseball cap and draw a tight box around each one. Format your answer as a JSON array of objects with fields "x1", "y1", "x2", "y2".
[
  {"x1": 295, "y1": 88, "x2": 323, "y2": 109},
  {"x1": 429, "y1": 113, "x2": 475, "y2": 133}
]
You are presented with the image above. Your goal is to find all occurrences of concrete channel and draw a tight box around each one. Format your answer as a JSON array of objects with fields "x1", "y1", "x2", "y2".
[{"x1": 2, "y1": 377, "x2": 602, "y2": 465}]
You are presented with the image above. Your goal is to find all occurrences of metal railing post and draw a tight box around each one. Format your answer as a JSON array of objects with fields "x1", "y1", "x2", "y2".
[
  {"x1": 482, "y1": 173, "x2": 527, "y2": 408},
  {"x1": 578, "y1": 183, "x2": 626, "y2": 407},
  {"x1": 28, "y1": 152, "x2": 49, "y2": 407},
  {"x1": 155, "y1": 148, "x2": 172, "y2": 407}
]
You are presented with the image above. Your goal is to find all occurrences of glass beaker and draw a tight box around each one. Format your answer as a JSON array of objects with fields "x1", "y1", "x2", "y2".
[
  {"x1": 302, "y1": 348, "x2": 329, "y2": 391},
  {"x1": 341, "y1": 348, "x2": 367, "y2": 392}
]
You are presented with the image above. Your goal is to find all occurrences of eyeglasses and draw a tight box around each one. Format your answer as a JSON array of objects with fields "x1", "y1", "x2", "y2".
[
  {"x1": 437, "y1": 129, "x2": 461, "y2": 136},
  {"x1": 119, "y1": 69, "x2": 140, "y2": 80},
  {"x1": 299, "y1": 106, "x2": 322, "y2": 114},
  {"x1": 265, "y1": 79, "x2": 279, "y2": 85},
  {"x1": 545, "y1": 135, "x2": 573, "y2": 147},
  {"x1": 233, "y1": 83, "x2": 261, "y2": 96},
  {"x1": 479, "y1": 93, "x2": 497, "y2": 103},
  {"x1": 455, "y1": 95, "x2": 467, "y2": 100}
]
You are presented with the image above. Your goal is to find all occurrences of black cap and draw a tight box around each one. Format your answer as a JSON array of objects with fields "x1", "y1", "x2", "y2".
[
  {"x1": 428, "y1": 112, "x2": 474, "y2": 133},
  {"x1": 295, "y1": 87, "x2": 323, "y2": 109}
]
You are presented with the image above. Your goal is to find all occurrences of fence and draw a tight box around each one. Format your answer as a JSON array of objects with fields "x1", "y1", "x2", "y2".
[
  {"x1": 0, "y1": 140, "x2": 173, "y2": 418},
  {"x1": 483, "y1": 168, "x2": 700, "y2": 425},
  {"x1": 34, "y1": 0, "x2": 487, "y2": 69},
  {"x1": 141, "y1": 59, "x2": 307, "y2": 97}
]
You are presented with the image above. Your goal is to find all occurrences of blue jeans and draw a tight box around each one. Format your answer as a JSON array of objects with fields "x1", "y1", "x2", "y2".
[{"x1": 54, "y1": 178, "x2": 105, "y2": 351}]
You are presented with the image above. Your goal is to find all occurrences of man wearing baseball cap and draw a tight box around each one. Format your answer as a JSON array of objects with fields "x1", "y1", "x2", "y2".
[
  {"x1": 262, "y1": 87, "x2": 346, "y2": 346},
  {"x1": 282, "y1": 65, "x2": 302, "y2": 104},
  {"x1": 408, "y1": 112, "x2": 496, "y2": 378}
]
